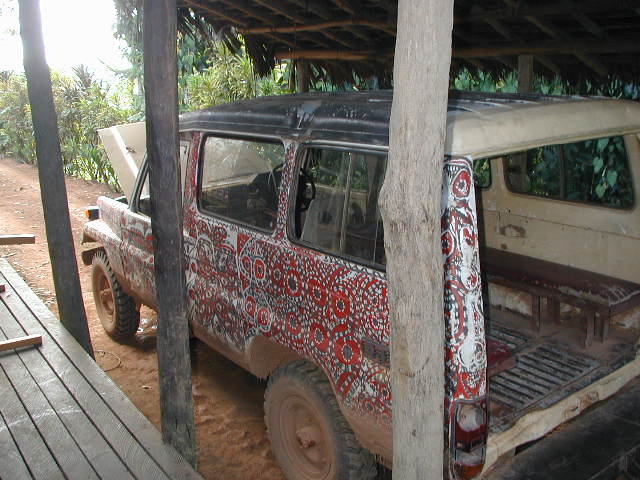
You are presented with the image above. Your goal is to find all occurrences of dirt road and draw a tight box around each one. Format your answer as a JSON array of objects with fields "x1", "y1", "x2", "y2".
[{"x1": 0, "y1": 156, "x2": 285, "y2": 480}]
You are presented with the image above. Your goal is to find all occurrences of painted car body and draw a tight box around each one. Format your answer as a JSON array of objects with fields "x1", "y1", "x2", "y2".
[{"x1": 83, "y1": 90, "x2": 640, "y2": 478}]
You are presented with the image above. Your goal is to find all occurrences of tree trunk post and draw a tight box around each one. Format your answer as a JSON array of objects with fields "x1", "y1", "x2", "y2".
[
  {"x1": 143, "y1": 0, "x2": 197, "y2": 466},
  {"x1": 379, "y1": 0, "x2": 454, "y2": 478},
  {"x1": 296, "y1": 59, "x2": 310, "y2": 92},
  {"x1": 18, "y1": 0, "x2": 93, "y2": 358},
  {"x1": 518, "y1": 54, "x2": 534, "y2": 93}
]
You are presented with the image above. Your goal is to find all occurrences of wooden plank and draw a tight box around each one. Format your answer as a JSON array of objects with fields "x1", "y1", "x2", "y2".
[
  {"x1": 547, "y1": 298, "x2": 561, "y2": 325},
  {"x1": 0, "y1": 260, "x2": 200, "y2": 479},
  {"x1": 0, "y1": 314, "x2": 98, "y2": 479},
  {"x1": 0, "y1": 302, "x2": 133, "y2": 480},
  {"x1": 531, "y1": 294, "x2": 541, "y2": 331},
  {"x1": 0, "y1": 334, "x2": 42, "y2": 352},
  {"x1": 18, "y1": 0, "x2": 93, "y2": 357},
  {"x1": 0, "y1": 234, "x2": 36, "y2": 245},
  {"x1": 486, "y1": 378, "x2": 640, "y2": 480},
  {"x1": 143, "y1": 0, "x2": 196, "y2": 466},
  {"x1": 0, "y1": 366, "x2": 63, "y2": 479},
  {"x1": 0, "y1": 401, "x2": 32, "y2": 479},
  {"x1": 0, "y1": 283, "x2": 168, "y2": 480},
  {"x1": 584, "y1": 311, "x2": 595, "y2": 348}
]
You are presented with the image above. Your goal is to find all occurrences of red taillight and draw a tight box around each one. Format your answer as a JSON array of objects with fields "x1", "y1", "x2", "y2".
[
  {"x1": 451, "y1": 399, "x2": 487, "y2": 480},
  {"x1": 86, "y1": 206, "x2": 100, "y2": 220}
]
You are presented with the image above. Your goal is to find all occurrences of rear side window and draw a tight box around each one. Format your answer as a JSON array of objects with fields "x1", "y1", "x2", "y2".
[
  {"x1": 199, "y1": 136, "x2": 284, "y2": 231},
  {"x1": 293, "y1": 147, "x2": 387, "y2": 267},
  {"x1": 504, "y1": 135, "x2": 634, "y2": 208}
]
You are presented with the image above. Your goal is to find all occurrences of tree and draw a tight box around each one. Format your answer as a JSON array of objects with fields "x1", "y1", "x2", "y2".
[{"x1": 379, "y1": 1, "x2": 455, "y2": 478}]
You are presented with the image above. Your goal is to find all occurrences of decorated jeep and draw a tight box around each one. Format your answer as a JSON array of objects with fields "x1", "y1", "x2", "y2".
[{"x1": 82, "y1": 91, "x2": 640, "y2": 479}]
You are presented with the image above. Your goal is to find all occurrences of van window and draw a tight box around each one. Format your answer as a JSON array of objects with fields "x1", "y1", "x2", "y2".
[
  {"x1": 294, "y1": 148, "x2": 387, "y2": 266},
  {"x1": 504, "y1": 136, "x2": 634, "y2": 208},
  {"x1": 134, "y1": 134, "x2": 191, "y2": 217},
  {"x1": 473, "y1": 157, "x2": 491, "y2": 189},
  {"x1": 199, "y1": 137, "x2": 284, "y2": 231}
]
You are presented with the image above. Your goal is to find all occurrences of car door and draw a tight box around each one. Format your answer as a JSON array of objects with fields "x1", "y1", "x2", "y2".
[
  {"x1": 120, "y1": 135, "x2": 191, "y2": 309},
  {"x1": 189, "y1": 134, "x2": 285, "y2": 352},
  {"x1": 287, "y1": 146, "x2": 391, "y2": 409}
]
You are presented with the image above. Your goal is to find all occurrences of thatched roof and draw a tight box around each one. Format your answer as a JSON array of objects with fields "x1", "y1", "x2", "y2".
[{"x1": 177, "y1": 0, "x2": 640, "y2": 86}]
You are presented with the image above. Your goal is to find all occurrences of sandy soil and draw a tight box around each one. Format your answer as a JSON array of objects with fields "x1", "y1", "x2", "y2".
[{"x1": 0, "y1": 156, "x2": 285, "y2": 480}]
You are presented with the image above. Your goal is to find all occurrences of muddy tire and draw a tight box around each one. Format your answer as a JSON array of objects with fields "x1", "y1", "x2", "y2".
[
  {"x1": 265, "y1": 361, "x2": 377, "y2": 480},
  {"x1": 91, "y1": 250, "x2": 140, "y2": 340}
]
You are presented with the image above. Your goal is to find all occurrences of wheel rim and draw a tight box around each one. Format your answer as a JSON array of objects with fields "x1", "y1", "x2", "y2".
[
  {"x1": 95, "y1": 268, "x2": 115, "y2": 325},
  {"x1": 279, "y1": 393, "x2": 332, "y2": 479}
]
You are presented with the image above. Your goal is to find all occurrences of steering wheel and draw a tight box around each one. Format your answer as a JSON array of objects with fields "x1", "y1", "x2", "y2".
[{"x1": 298, "y1": 168, "x2": 316, "y2": 211}]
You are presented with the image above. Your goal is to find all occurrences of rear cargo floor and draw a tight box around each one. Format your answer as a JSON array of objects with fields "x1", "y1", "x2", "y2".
[{"x1": 487, "y1": 310, "x2": 638, "y2": 434}]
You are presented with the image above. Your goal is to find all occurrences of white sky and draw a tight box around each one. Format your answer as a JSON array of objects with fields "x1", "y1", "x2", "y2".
[{"x1": 0, "y1": 0, "x2": 130, "y2": 80}]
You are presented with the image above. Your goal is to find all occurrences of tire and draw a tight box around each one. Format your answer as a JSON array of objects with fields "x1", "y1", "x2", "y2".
[
  {"x1": 91, "y1": 250, "x2": 140, "y2": 340},
  {"x1": 265, "y1": 361, "x2": 377, "y2": 480}
]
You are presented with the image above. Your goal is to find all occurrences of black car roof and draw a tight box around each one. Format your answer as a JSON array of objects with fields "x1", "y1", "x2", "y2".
[{"x1": 178, "y1": 90, "x2": 586, "y2": 147}]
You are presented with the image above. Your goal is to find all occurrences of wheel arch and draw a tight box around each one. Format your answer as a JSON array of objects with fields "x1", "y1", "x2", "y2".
[
  {"x1": 246, "y1": 334, "x2": 304, "y2": 379},
  {"x1": 81, "y1": 246, "x2": 105, "y2": 266}
]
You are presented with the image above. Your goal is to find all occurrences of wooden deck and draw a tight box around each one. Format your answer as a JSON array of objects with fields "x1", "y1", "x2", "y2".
[{"x1": 0, "y1": 259, "x2": 202, "y2": 479}]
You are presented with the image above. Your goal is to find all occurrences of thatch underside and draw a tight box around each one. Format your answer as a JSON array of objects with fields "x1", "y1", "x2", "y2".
[{"x1": 177, "y1": 0, "x2": 640, "y2": 86}]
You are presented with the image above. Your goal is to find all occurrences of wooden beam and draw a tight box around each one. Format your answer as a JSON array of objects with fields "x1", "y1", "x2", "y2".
[
  {"x1": 143, "y1": 0, "x2": 196, "y2": 466},
  {"x1": 0, "y1": 334, "x2": 42, "y2": 353},
  {"x1": 0, "y1": 234, "x2": 36, "y2": 245},
  {"x1": 284, "y1": 0, "x2": 369, "y2": 44},
  {"x1": 184, "y1": 0, "x2": 299, "y2": 48},
  {"x1": 237, "y1": 0, "x2": 333, "y2": 49},
  {"x1": 240, "y1": 18, "x2": 394, "y2": 35},
  {"x1": 563, "y1": 0, "x2": 608, "y2": 38},
  {"x1": 456, "y1": 2, "x2": 630, "y2": 24},
  {"x1": 380, "y1": 0, "x2": 453, "y2": 477},
  {"x1": 524, "y1": 16, "x2": 609, "y2": 76},
  {"x1": 452, "y1": 38, "x2": 640, "y2": 58},
  {"x1": 330, "y1": 0, "x2": 357, "y2": 15},
  {"x1": 276, "y1": 48, "x2": 393, "y2": 60},
  {"x1": 518, "y1": 54, "x2": 534, "y2": 93},
  {"x1": 295, "y1": 59, "x2": 310, "y2": 92},
  {"x1": 17, "y1": 0, "x2": 93, "y2": 358}
]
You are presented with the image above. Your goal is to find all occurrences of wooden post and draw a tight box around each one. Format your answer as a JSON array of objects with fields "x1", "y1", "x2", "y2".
[
  {"x1": 518, "y1": 54, "x2": 534, "y2": 93},
  {"x1": 296, "y1": 59, "x2": 310, "y2": 92},
  {"x1": 379, "y1": 0, "x2": 454, "y2": 478},
  {"x1": 143, "y1": 0, "x2": 196, "y2": 466},
  {"x1": 18, "y1": 0, "x2": 93, "y2": 358}
]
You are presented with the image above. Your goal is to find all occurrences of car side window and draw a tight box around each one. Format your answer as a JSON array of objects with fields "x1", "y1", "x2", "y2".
[
  {"x1": 504, "y1": 135, "x2": 634, "y2": 208},
  {"x1": 473, "y1": 157, "x2": 492, "y2": 189},
  {"x1": 294, "y1": 147, "x2": 387, "y2": 267},
  {"x1": 199, "y1": 136, "x2": 284, "y2": 231},
  {"x1": 134, "y1": 135, "x2": 191, "y2": 217}
]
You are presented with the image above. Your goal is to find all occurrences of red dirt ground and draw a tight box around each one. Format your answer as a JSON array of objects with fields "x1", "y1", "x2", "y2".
[{"x1": 0, "y1": 156, "x2": 285, "y2": 480}]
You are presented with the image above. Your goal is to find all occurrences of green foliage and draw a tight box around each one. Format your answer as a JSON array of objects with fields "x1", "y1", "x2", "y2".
[
  {"x1": 452, "y1": 69, "x2": 518, "y2": 93},
  {"x1": 181, "y1": 44, "x2": 291, "y2": 111},
  {"x1": 473, "y1": 158, "x2": 491, "y2": 188},
  {"x1": 0, "y1": 67, "x2": 132, "y2": 189}
]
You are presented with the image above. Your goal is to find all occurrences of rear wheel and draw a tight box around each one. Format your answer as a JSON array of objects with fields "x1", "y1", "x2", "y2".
[
  {"x1": 91, "y1": 251, "x2": 140, "y2": 340},
  {"x1": 264, "y1": 361, "x2": 377, "y2": 480}
]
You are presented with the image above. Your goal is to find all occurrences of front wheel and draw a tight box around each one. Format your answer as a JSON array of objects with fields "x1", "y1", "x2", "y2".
[
  {"x1": 264, "y1": 361, "x2": 377, "y2": 480},
  {"x1": 91, "y1": 251, "x2": 140, "y2": 340}
]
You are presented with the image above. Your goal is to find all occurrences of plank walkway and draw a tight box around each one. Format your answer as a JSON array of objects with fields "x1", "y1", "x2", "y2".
[{"x1": 0, "y1": 259, "x2": 202, "y2": 480}]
